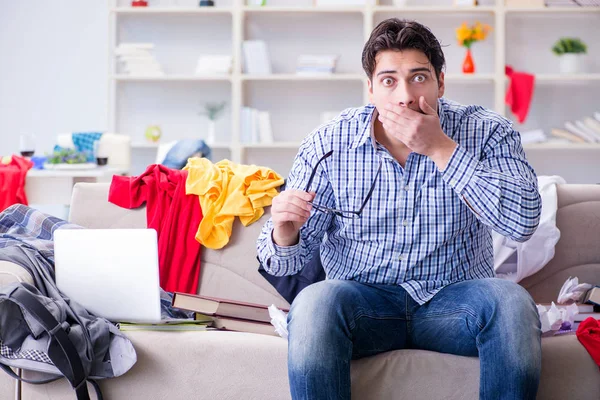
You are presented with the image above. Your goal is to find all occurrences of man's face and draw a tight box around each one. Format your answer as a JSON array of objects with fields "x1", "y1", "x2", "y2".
[{"x1": 368, "y1": 49, "x2": 445, "y2": 115}]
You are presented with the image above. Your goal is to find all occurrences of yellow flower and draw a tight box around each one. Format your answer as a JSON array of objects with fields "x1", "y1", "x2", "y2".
[
  {"x1": 456, "y1": 21, "x2": 492, "y2": 47},
  {"x1": 456, "y1": 22, "x2": 472, "y2": 43}
]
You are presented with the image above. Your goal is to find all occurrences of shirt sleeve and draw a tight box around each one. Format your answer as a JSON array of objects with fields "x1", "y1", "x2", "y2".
[
  {"x1": 441, "y1": 121, "x2": 541, "y2": 242},
  {"x1": 256, "y1": 135, "x2": 334, "y2": 276}
]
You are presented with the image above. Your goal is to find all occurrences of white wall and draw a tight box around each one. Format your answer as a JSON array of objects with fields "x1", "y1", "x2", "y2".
[{"x1": 0, "y1": 1, "x2": 108, "y2": 157}]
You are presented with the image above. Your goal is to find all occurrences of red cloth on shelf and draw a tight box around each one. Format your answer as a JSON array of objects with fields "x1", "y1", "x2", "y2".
[
  {"x1": 576, "y1": 317, "x2": 600, "y2": 368},
  {"x1": 505, "y1": 65, "x2": 535, "y2": 124},
  {"x1": 0, "y1": 156, "x2": 33, "y2": 212},
  {"x1": 108, "y1": 164, "x2": 203, "y2": 294}
]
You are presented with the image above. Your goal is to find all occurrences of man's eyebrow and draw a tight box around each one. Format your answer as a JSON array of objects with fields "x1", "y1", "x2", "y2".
[
  {"x1": 376, "y1": 69, "x2": 397, "y2": 77},
  {"x1": 376, "y1": 67, "x2": 432, "y2": 77},
  {"x1": 409, "y1": 67, "x2": 432, "y2": 74}
]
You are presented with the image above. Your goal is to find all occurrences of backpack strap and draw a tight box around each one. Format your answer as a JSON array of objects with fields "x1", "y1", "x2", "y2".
[{"x1": 2, "y1": 286, "x2": 103, "y2": 400}]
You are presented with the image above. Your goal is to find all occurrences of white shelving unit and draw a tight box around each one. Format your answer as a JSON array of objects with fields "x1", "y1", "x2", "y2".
[{"x1": 108, "y1": 0, "x2": 600, "y2": 182}]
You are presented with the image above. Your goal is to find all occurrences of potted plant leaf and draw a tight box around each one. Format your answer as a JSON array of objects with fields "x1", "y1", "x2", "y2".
[
  {"x1": 552, "y1": 37, "x2": 587, "y2": 74},
  {"x1": 199, "y1": 102, "x2": 226, "y2": 144}
]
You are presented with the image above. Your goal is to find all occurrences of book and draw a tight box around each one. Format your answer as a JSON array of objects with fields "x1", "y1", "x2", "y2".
[
  {"x1": 118, "y1": 318, "x2": 212, "y2": 332},
  {"x1": 551, "y1": 128, "x2": 586, "y2": 143},
  {"x1": 172, "y1": 292, "x2": 288, "y2": 323},
  {"x1": 258, "y1": 111, "x2": 273, "y2": 144},
  {"x1": 211, "y1": 316, "x2": 278, "y2": 336},
  {"x1": 583, "y1": 286, "x2": 600, "y2": 307},
  {"x1": 574, "y1": 312, "x2": 600, "y2": 322},
  {"x1": 242, "y1": 40, "x2": 272, "y2": 75}
]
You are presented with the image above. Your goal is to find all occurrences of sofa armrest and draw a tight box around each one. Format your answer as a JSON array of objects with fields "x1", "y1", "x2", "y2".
[{"x1": 0, "y1": 260, "x2": 34, "y2": 286}]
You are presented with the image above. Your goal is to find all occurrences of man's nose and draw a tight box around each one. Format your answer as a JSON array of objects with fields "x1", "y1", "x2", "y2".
[{"x1": 393, "y1": 83, "x2": 416, "y2": 108}]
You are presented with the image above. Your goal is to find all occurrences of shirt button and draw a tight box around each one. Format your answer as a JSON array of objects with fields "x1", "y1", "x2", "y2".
[
  {"x1": 404, "y1": 185, "x2": 409, "y2": 192},
  {"x1": 402, "y1": 219, "x2": 409, "y2": 227},
  {"x1": 399, "y1": 254, "x2": 405, "y2": 261},
  {"x1": 450, "y1": 179, "x2": 457, "y2": 186}
]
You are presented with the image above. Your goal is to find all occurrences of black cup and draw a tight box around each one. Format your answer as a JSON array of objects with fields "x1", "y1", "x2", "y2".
[{"x1": 96, "y1": 157, "x2": 108, "y2": 166}]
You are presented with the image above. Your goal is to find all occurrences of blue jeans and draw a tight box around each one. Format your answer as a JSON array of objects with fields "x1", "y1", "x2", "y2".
[{"x1": 287, "y1": 278, "x2": 541, "y2": 400}]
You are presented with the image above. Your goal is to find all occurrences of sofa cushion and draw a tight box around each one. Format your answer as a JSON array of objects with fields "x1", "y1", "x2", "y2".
[
  {"x1": 69, "y1": 183, "x2": 146, "y2": 229},
  {"x1": 20, "y1": 331, "x2": 600, "y2": 400},
  {"x1": 520, "y1": 184, "x2": 600, "y2": 303},
  {"x1": 0, "y1": 367, "x2": 16, "y2": 400}
]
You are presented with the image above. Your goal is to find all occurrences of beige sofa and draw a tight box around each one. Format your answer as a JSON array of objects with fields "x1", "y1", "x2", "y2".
[{"x1": 1, "y1": 183, "x2": 599, "y2": 400}]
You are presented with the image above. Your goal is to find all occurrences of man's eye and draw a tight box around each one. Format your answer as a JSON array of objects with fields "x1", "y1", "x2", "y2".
[
  {"x1": 382, "y1": 78, "x2": 394, "y2": 86},
  {"x1": 413, "y1": 75, "x2": 426, "y2": 83}
]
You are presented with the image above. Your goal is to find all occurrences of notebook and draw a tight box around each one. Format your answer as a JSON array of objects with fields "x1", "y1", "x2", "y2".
[{"x1": 54, "y1": 229, "x2": 162, "y2": 323}]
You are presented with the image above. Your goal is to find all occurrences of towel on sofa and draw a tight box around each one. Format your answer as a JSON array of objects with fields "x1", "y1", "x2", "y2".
[
  {"x1": 0, "y1": 155, "x2": 33, "y2": 212},
  {"x1": 109, "y1": 164, "x2": 203, "y2": 294},
  {"x1": 576, "y1": 317, "x2": 600, "y2": 368},
  {"x1": 184, "y1": 158, "x2": 284, "y2": 249}
]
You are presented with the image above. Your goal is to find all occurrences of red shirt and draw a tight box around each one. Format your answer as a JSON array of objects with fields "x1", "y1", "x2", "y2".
[
  {"x1": 0, "y1": 156, "x2": 33, "y2": 212},
  {"x1": 109, "y1": 164, "x2": 203, "y2": 294}
]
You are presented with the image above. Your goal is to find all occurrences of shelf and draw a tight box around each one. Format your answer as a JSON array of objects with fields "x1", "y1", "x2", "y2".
[
  {"x1": 242, "y1": 142, "x2": 301, "y2": 149},
  {"x1": 113, "y1": 75, "x2": 232, "y2": 82},
  {"x1": 241, "y1": 74, "x2": 496, "y2": 83},
  {"x1": 111, "y1": 7, "x2": 233, "y2": 15},
  {"x1": 131, "y1": 142, "x2": 230, "y2": 149},
  {"x1": 505, "y1": 7, "x2": 600, "y2": 14},
  {"x1": 523, "y1": 143, "x2": 600, "y2": 150},
  {"x1": 535, "y1": 74, "x2": 600, "y2": 82},
  {"x1": 373, "y1": 6, "x2": 496, "y2": 13},
  {"x1": 445, "y1": 73, "x2": 496, "y2": 83},
  {"x1": 241, "y1": 74, "x2": 365, "y2": 82},
  {"x1": 243, "y1": 6, "x2": 363, "y2": 14}
]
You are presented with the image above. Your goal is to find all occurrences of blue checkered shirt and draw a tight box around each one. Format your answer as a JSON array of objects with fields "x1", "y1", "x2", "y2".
[{"x1": 257, "y1": 98, "x2": 541, "y2": 304}]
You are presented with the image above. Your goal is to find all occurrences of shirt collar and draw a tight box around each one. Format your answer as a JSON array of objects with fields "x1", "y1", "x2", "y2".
[
  {"x1": 348, "y1": 104, "x2": 376, "y2": 150},
  {"x1": 349, "y1": 99, "x2": 448, "y2": 150}
]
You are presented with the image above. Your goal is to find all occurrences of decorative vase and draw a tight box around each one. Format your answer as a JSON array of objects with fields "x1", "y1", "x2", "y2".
[
  {"x1": 462, "y1": 48, "x2": 475, "y2": 74},
  {"x1": 206, "y1": 120, "x2": 216, "y2": 144},
  {"x1": 559, "y1": 54, "x2": 585, "y2": 74}
]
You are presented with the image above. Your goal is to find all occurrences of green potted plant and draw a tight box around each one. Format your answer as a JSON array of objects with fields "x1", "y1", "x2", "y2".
[
  {"x1": 552, "y1": 37, "x2": 587, "y2": 74},
  {"x1": 198, "y1": 102, "x2": 226, "y2": 144}
]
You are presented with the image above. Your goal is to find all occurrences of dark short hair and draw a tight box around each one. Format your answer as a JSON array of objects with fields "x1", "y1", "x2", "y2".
[{"x1": 362, "y1": 18, "x2": 445, "y2": 82}]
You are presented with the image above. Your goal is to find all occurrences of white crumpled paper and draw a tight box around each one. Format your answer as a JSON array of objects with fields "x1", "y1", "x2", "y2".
[
  {"x1": 557, "y1": 276, "x2": 593, "y2": 304},
  {"x1": 268, "y1": 305, "x2": 288, "y2": 339},
  {"x1": 536, "y1": 302, "x2": 579, "y2": 333}
]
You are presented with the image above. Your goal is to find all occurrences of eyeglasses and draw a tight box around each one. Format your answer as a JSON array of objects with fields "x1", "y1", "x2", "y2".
[{"x1": 304, "y1": 150, "x2": 382, "y2": 219}]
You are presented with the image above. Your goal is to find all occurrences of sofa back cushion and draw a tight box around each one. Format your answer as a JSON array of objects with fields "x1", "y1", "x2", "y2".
[{"x1": 519, "y1": 184, "x2": 600, "y2": 303}]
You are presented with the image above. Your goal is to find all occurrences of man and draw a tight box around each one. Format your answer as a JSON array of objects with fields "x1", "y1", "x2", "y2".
[{"x1": 257, "y1": 18, "x2": 542, "y2": 400}]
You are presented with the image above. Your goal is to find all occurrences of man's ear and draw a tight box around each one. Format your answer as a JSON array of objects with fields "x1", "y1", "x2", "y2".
[
  {"x1": 437, "y1": 71, "x2": 445, "y2": 98},
  {"x1": 367, "y1": 78, "x2": 374, "y2": 104}
]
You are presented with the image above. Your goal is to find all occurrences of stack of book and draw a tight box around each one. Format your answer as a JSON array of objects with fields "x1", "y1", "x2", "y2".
[
  {"x1": 545, "y1": 0, "x2": 600, "y2": 7},
  {"x1": 116, "y1": 43, "x2": 164, "y2": 77},
  {"x1": 296, "y1": 55, "x2": 338, "y2": 76},
  {"x1": 117, "y1": 315, "x2": 213, "y2": 332},
  {"x1": 240, "y1": 107, "x2": 273, "y2": 144},
  {"x1": 550, "y1": 113, "x2": 600, "y2": 143},
  {"x1": 172, "y1": 292, "x2": 288, "y2": 337}
]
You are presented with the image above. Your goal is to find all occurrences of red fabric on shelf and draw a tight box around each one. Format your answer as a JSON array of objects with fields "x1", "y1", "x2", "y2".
[
  {"x1": 109, "y1": 164, "x2": 203, "y2": 294},
  {"x1": 576, "y1": 317, "x2": 600, "y2": 368},
  {"x1": 505, "y1": 65, "x2": 535, "y2": 124},
  {"x1": 0, "y1": 156, "x2": 33, "y2": 212}
]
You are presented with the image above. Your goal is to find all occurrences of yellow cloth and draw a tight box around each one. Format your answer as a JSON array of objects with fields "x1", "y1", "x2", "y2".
[{"x1": 184, "y1": 158, "x2": 284, "y2": 249}]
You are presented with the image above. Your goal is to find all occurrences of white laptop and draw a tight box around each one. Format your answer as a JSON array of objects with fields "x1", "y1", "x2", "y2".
[{"x1": 54, "y1": 229, "x2": 162, "y2": 324}]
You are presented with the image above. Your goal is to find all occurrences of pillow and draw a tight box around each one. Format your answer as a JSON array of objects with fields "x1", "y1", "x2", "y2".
[{"x1": 257, "y1": 248, "x2": 325, "y2": 304}]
